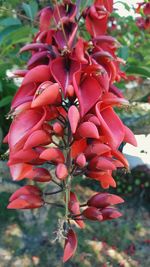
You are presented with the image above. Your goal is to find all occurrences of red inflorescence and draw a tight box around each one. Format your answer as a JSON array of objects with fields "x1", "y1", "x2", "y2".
[
  {"x1": 136, "y1": 2, "x2": 150, "y2": 31},
  {"x1": 5, "y1": 0, "x2": 137, "y2": 262}
]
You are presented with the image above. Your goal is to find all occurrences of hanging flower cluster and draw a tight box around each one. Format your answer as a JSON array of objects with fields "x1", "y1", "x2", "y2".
[
  {"x1": 5, "y1": 0, "x2": 137, "y2": 262},
  {"x1": 136, "y1": 1, "x2": 150, "y2": 30}
]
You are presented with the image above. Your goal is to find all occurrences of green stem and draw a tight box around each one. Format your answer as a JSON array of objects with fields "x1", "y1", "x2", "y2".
[{"x1": 65, "y1": 184, "x2": 69, "y2": 220}]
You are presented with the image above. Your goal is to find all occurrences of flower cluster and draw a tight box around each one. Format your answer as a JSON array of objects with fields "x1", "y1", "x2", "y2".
[
  {"x1": 5, "y1": 0, "x2": 137, "y2": 262},
  {"x1": 136, "y1": 2, "x2": 150, "y2": 31}
]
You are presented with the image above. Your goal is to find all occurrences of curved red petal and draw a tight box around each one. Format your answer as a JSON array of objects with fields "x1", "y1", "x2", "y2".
[
  {"x1": 63, "y1": 229, "x2": 77, "y2": 263},
  {"x1": 31, "y1": 82, "x2": 60, "y2": 108},
  {"x1": 22, "y1": 65, "x2": 51, "y2": 86},
  {"x1": 68, "y1": 105, "x2": 80, "y2": 134},
  {"x1": 77, "y1": 121, "x2": 99, "y2": 139},
  {"x1": 87, "y1": 193, "x2": 124, "y2": 208},
  {"x1": 40, "y1": 147, "x2": 65, "y2": 163},
  {"x1": 56, "y1": 163, "x2": 68, "y2": 180}
]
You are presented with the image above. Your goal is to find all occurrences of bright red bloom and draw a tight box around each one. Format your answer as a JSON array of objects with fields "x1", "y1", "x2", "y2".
[{"x1": 5, "y1": 0, "x2": 137, "y2": 262}]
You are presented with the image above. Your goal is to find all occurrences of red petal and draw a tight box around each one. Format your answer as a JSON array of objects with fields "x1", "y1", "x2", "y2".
[
  {"x1": 111, "y1": 150, "x2": 129, "y2": 168},
  {"x1": 124, "y1": 126, "x2": 137, "y2": 147},
  {"x1": 76, "y1": 153, "x2": 86, "y2": 168},
  {"x1": 77, "y1": 121, "x2": 99, "y2": 139},
  {"x1": 100, "y1": 175, "x2": 116, "y2": 189},
  {"x1": 101, "y1": 207, "x2": 122, "y2": 220},
  {"x1": 39, "y1": 7, "x2": 53, "y2": 31},
  {"x1": 68, "y1": 105, "x2": 80, "y2": 134},
  {"x1": 109, "y1": 85, "x2": 124, "y2": 98},
  {"x1": 26, "y1": 167, "x2": 52, "y2": 182},
  {"x1": 87, "y1": 193, "x2": 124, "y2": 208},
  {"x1": 11, "y1": 83, "x2": 36, "y2": 111},
  {"x1": 87, "y1": 171, "x2": 116, "y2": 188},
  {"x1": 74, "y1": 38, "x2": 88, "y2": 64},
  {"x1": 73, "y1": 72, "x2": 102, "y2": 116},
  {"x1": 22, "y1": 65, "x2": 51, "y2": 86},
  {"x1": 24, "y1": 130, "x2": 51, "y2": 149},
  {"x1": 8, "y1": 108, "x2": 46, "y2": 151},
  {"x1": 40, "y1": 147, "x2": 65, "y2": 163},
  {"x1": 31, "y1": 82, "x2": 61, "y2": 108},
  {"x1": 89, "y1": 156, "x2": 116, "y2": 171},
  {"x1": 53, "y1": 122, "x2": 64, "y2": 136},
  {"x1": 13, "y1": 69, "x2": 28, "y2": 77},
  {"x1": 27, "y1": 51, "x2": 49, "y2": 69},
  {"x1": 56, "y1": 163, "x2": 68, "y2": 180},
  {"x1": 101, "y1": 92, "x2": 129, "y2": 108},
  {"x1": 53, "y1": 2, "x2": 77, "y2": 23},
  {"x1": 85, "y1": 10, "x2": 108, "y2": 37},
  {"x1": 54, "y1": 20, "x2": 78, "y2": 50},
  {"x1": 9, "y1": 185, "x2": 41, "y2": 202},
  {"x1": 82, "y1": 207, "x2": 103, "y2": 221},
  {"x1": 10, "y1": 163, "x2": 33, "y2": 181},
  {"x1": 87, "y1": 115, "x2": 101, "y2": 126},
  {"x1": 96, "y1": 103, "x2": 125, "y2": 149},
  {"x1": 85, "y1": 142, "x2": 111, "y2": 159},
  {"x1": 20, "y1": 43, "x2": 48, "y2": 53},
  {"x1": 94, "y1": 0, "x2": 114, "y2": 13},
  {"x1": 68, "y1": 192, "x2": 85, "y2": 229},
  {"x1": 8, "y1": 195, "x2": 44, "y2": 209},
  {"x1": 8, "y1": 149, "x2": 39, "y2": 165},
  {"x1": 63, "y1": 229, "x2": 77, "y2": 263},
  {"x1": 51, "y1": 57, "x2": 80, "y2": 95},
  {"x1": 3, "y1": 134, "x2": 9, "y2": 143},
  {"x1": 71, "y1": 139, "x2": 87, "y2": 159}
]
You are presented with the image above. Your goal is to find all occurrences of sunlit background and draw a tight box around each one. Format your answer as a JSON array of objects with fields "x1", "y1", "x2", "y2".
[{"x1": 115, "y1": 0, "x2": 139, "y2": 17}]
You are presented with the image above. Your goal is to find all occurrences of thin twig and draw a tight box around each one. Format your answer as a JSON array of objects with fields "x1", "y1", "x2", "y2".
[
  {"x1": 51, "y1": 178, "x2": 63, "y2": 188},
  {"x1": 44, "y1": 189, "x2": 63, "y2": 195},
  {"x1": 45, "y1": 201, "x2": 64, "y2": 208},
  {"x1": 80, "y1": 203, "x2": 87, "y2": 207}
]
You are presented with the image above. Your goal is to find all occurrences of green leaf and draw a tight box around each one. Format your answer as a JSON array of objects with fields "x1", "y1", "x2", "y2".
[
  {"x1": 118, "y1": 46, "x2": 129, "y2": 61},
  {"x1": 1, "y1": 26, "x2": 37, "y2": 54},
  {"x1": 0, "y1": 17, "x2": 21, "y2": 27},
  {"x1": 0, "y1": 81, "x2": 3, "y2": 92},
  {"x1": 22, "y1": 1, "x2": 38, "y2": 20},
  {"x1": 126, "y1": 66, "x2": 150, "y2": 78},
  {"x1": 0, "y1": 96, "x2": 13, "y2": 108},
  {"x1": 115, "y1": 1, "x2": 130, "y2": 11},
  {"x1": 22, "y1": 3, "x2": 33, "y2": 20},
  {"x1": 0, "y1": 25, "x2": 21, "y2": 43}
]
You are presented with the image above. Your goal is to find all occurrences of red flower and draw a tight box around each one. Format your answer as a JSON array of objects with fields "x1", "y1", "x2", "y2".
[
  {"x1": 8, "y1": 185, "x2": 44, "y2": 209},
  {"x1": 5, "y1": 0, "x2": 137, "y2": 262},
  {"x1": 63, "y1": 229, "x2": 77, "y2": 263},
  {"x1": 85, "y1": 4, "x2": 109, "y2": 37}
]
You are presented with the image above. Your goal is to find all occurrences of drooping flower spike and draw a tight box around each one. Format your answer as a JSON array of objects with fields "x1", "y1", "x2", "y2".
[{"x1": 5, "y1": 0, "x2": 137, "y2": 262}]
